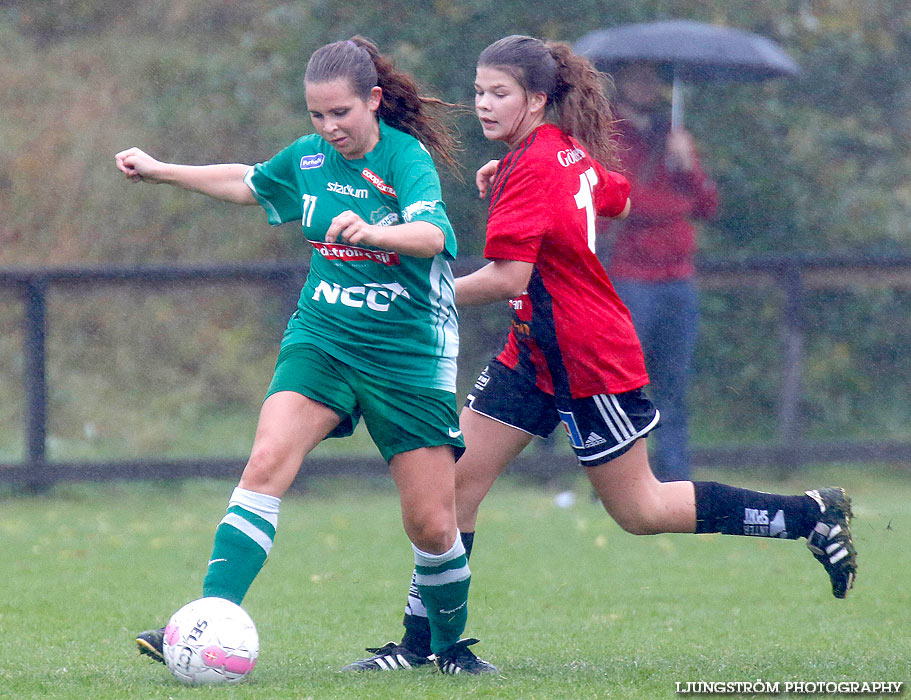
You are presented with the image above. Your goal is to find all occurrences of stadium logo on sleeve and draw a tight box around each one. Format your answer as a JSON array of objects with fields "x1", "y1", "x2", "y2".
[
  {"x1": 300, "y1": 153, "x2": 325, "y2": 169},
  {"x1": 361, "y1": 168, "x2": 397, "y2": 197}
]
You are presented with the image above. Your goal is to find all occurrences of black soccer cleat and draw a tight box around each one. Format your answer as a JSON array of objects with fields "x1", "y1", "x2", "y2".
[
  {"x1": 341, "y1": 642, "x2": 433, "y2": 671},
  {"x1": 435, "y1": 638, "x2": 498, "y2": 675},
  {"x1": 136, "y1": 627, "x2": 166, "y2": 664},
  {"x1": 805, "y1": 487, "x2": 857, "y2": 599}
]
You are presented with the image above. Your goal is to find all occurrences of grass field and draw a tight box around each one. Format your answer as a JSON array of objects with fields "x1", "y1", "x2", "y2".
[{"x1": 1, "y1": 464, "x2": 908, "y2": 699}]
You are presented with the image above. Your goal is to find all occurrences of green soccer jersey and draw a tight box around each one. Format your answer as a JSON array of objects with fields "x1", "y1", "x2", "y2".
[{"x1": 244, "y1": 119, "x2": 459, "y2": 391}]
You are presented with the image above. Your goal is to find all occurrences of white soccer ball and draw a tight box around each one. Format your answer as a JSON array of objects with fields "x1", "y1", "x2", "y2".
[{"x1": 162, "y1": 597, "x2": 259, "y2": 685}]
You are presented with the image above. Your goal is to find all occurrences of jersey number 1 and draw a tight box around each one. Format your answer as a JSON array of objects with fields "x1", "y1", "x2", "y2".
[{"x1": 573, "y1": 167, "x2": 598, "y2": 253}]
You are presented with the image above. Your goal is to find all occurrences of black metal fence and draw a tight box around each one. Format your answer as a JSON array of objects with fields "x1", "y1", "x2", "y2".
[{"x1": 1, "y1": 253, "x2": 909, "y2": 488}]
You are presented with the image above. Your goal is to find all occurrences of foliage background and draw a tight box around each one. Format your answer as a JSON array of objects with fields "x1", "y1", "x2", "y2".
[{"x1": 0, "y1": 0, "x2": 908, "y2": 461}]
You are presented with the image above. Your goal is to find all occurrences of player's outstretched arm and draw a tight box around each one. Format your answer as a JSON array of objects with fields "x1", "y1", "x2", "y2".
[{"x1": 114, "y1": 147, "x2": 256, "y2": 205}]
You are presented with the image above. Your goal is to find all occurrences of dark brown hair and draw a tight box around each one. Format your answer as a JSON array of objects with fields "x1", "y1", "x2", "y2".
[
  {"x1": 305, "y1": 36, "x2": 461, "y2": 174},
  {"x1": 478, "y1": 35, "x2": 619, "y2": 167}
]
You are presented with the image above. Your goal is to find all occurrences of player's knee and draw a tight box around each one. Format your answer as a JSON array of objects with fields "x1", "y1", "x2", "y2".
[
  {"x1": 605, "y1": 503, "x2": 662, "y2": 535},
  {"x1": 239, "y1": 444, "x2": 283, "y2": 491},
  {"x1": 406, "y1": 513, "x2": 458, "y2": 555}
]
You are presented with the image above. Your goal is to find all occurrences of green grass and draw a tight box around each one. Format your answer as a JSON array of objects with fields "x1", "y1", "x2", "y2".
[{"x1": 1, "y1": 464, "x2": 908, "y2": 699}]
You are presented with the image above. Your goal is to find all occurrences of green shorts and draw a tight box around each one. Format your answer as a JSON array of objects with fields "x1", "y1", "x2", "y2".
[{"x1": 266, "y1": 343, "x2": 465, "y2": 463}]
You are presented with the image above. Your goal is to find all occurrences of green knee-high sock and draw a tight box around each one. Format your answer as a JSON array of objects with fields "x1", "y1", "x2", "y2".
[
  {"x1": 402, "y1": 532, "x2": 473, "y2": 655},
  {"x1": 202, "y1": 487, "x2": 279, "y2": 605},
  {"x1": 412, "y1": 533, "x2": 471, "y2": 655}
]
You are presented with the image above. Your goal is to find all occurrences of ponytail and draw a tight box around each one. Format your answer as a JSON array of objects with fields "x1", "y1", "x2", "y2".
[
  {"x1": 478, "y1": 35, "x2": 620, "y2": 168},
  {"x1": 546, "y1": 41, "x2": 620, "y2": 168},
  {"x1": 306, "y1": 36, "x2": 462, "y2": 175},
  {"x1": 351, "y1": 37, "x2": 462, "y2": 175}
]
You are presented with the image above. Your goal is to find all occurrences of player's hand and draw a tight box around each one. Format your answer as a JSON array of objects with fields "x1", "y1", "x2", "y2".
[
  {"x1": 665, "y1": 130, "x2": 696, "y2": 172},
  {"x1": 475, "y1": 159, "x2": 500, "y2": 198},
  {"x1": 616, "y1": 197, "x2": 631, "y2": 220},
  {"x1": 326, "y1": 210, "x2": 379, "y2": 247},
  {"x1": 114, "y1": 147, "x2": 166, "y2": 183}
]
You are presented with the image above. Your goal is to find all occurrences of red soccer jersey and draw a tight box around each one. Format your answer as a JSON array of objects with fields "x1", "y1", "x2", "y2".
[{"x1": 484, "y1": 124, "x2": 648, "y2": 399}]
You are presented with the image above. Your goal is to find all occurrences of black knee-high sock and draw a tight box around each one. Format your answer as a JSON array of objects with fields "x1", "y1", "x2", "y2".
[
  {"x1": 459, "y1": 531, "x2": 474, "y2": 559},
  {"x1": 693, "y1": 481, "x2": 820, "y2": 539},
  {"x1": 401, "y1": 531, "x2": 474, "y2": 655}
]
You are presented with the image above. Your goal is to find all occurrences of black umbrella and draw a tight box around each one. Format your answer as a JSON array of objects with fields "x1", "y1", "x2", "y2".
[{"x1": 574, "y1": 20, "x2": 799, "y2": 129}]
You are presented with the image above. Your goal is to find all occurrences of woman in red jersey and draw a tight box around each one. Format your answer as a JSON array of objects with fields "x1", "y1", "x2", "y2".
[{"x1": 345, "y1": 35, "x2": 856, "y2": 672}]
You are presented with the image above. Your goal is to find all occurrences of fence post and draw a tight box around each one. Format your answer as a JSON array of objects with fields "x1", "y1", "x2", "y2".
[
  {"x1": 777, "y1": 265, "x2": 805, "y2": 473},
  {"x1": 23, "y1": 278, "x2": 48, "y2": 468}
]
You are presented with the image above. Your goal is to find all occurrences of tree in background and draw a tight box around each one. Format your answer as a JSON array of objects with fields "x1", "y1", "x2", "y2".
[{"x1": 2, "y1": 0, "x2": 909, "y2": 262}]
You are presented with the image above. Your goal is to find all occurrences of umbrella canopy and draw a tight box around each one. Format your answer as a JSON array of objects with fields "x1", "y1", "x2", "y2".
[
  {"x1": 574, "y1": 20, "x2": 799, "y2": 129},
  {"x1": 574, "y1": 20, "x2": 799, "y2": 82}
]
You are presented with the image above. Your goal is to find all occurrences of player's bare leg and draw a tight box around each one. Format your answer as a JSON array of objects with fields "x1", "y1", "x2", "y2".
[
  {"x1": 342, "y1": 445, "x2": 496, "y2": 674},
  {"x1": 203, "y1": 392, "x2": 340, "y2": 604},
  {"x1": 138, "y1": 392, "x2": 341, "y2": 662},
  {"x1": 586, "y1": 439, "x2": 696, "y2": 534},
  {"x1": 455, "y1": 408, "x2": 535, "y2": 530},
  {"x1": 343, "y1": 411, "x2": 525, "y2": 671},
  {"x1": 587, "y1": 438, "x2": 856, "y2": 597}
]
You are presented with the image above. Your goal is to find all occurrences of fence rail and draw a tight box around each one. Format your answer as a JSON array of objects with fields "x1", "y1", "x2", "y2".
[{"x1": 1, "y1": 252, "x2": 910, "y2": 488}]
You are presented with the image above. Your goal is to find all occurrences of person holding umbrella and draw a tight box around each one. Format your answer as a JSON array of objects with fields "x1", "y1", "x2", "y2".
[
  {"x1": 343, "y1": 34, "x2": 856, "y2": 673},
  {"x1": 598, "y1": 61, "x2": 719, "y2": 483},
  {"x1": 576, "y1": 20, "x2": 800, "y2": 482}
]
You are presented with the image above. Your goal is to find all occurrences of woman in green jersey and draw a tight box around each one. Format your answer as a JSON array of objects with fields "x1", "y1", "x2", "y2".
[{"x1": 116, "y1": 36, "x2": 495, "y2": 675}]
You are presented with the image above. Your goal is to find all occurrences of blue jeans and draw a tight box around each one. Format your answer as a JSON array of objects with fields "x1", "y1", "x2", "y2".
[{"x1": 611, "y1": 278, "x2": 700, "y2": 482}]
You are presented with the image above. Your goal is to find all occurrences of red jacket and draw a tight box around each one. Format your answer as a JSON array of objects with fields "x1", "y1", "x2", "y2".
[{"x1": 603, "y1": 115, "x2": 718, "y2": 281}]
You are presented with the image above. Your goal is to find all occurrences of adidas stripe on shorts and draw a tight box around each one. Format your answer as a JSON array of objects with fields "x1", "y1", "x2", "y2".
[{"x1": 465, "y1": 359, "x2": 660, "y2": 466}]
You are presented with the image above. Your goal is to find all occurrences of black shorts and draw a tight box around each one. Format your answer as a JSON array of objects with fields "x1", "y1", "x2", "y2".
[{"x1": 465, "y1": 360, "x2": 660, "y2": 467}]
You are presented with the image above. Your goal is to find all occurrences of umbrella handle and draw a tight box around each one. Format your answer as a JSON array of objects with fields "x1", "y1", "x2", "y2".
[
  {"x1": 667, "y1": 71, "x2": 686, "y2": 172},
  {"x1": 671, "y1": 72, "x2": 684, "y2": 131}
]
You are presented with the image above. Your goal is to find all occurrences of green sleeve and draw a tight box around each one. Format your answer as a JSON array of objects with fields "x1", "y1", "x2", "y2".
[
  {"x1": 392, "y1": 145, "x2": 458, "y2": 260},
  {"x1": 244, "y1": 140, "x2": 305, "y2": 226}
]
